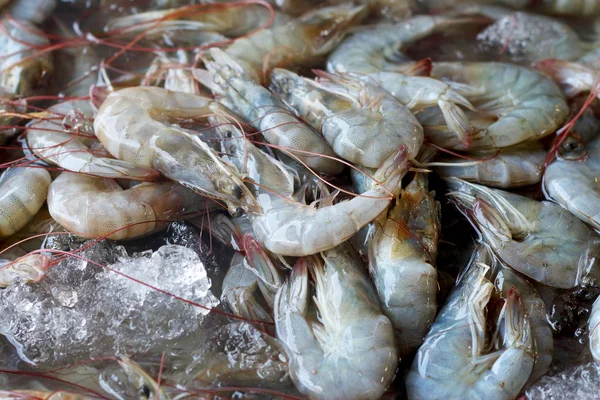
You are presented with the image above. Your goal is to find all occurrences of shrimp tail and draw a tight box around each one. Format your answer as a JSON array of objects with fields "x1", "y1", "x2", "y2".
[
  {"x1": 534, "y1": 58, "x2": 596, "y2": 98},
  {"x1": 375, "y1": 145, "x2": 411, "y2": 189},
  {"x1": 402, "y1": 57, "x2": 433, "y2": 77},
  {"x1": 439, "y1": 96, "x2": 474, "y2": 148},
  {"x1": 243, "y1": 234, "x2": 282, "y2": 306}
]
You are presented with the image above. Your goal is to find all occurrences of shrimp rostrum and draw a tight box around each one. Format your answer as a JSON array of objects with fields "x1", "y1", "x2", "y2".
[{"x1": 275, "y1": 244, "x2": 397, "y2": 400}]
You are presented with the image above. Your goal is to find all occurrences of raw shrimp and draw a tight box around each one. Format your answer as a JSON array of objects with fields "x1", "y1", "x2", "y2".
[
  {"x1": 93, "y1": 86, "x2": 259, "y2": 213},
  {"x1": 0, "y1": 167, "x2": 51, "y2": 240},
  {"x1": 447, "y1": 177, "x2": 600, "y2": 288},
  {"x1": 220, "y1": 3, "x2": 367, "y2": 81},
  {"x1": 434, "y1": 142, "x2": 546, "y2": 188},
  {"x1": 210, "y1": 114, "x2": 296, "y2": 198},
  {"x1": 369, "y1": 173, "x2": 440, "y2": 356},
  {"x1": 424, "y1": 62, "x2": 568, "y2": 150},
  {"x1": 252, "y1": 146, "x2": 410, "y2": 256},
  {"x1": 107, "y1": 2, "x2": 291, "y2": 39},
  {"x1": 406, "y1": 249, "x2": 537, "y2": 399},
  {"x1": 47, "y1": 172, "x2": 205, "y2": 240},
  {"x1": 0, "y1": 19, "x2": 53, "y2": 97},
  {"x1": 327, "y1": 15, "x2": 463, "y2": 75},
  {"x1": 269, "y1": 68, "x2": 424, "y2": 166},
  {"x1": 459, "y1": 4, "x2": 590, "y2": 63},
  {"x1": 195, "y1": 49, "x2": 343, "y2": 174},
  {"x1": 27, "y1": 99, "x2": 158, "y2": 181},
  {"x1": 544, "y1": 134, "x2": 600, "y2": 231},
  {"x1": 275, "y1": 244, "x2": 397, "y2": 400},
  {"x1": 591, "y1": 295, "x2": 600, "y2": 363},
  {"x1": 0, "y1": 253, "x2": 50, "y2": 287}
]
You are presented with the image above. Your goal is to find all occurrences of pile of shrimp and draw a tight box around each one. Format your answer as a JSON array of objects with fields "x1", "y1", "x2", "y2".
[{"x1": 3, "y1": 0, "x2": 600, "y2": 398}]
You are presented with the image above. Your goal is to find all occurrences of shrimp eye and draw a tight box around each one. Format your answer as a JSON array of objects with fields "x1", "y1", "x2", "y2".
[{"x1": 558, "y1": 135, "x2": 587, "y2": 161}]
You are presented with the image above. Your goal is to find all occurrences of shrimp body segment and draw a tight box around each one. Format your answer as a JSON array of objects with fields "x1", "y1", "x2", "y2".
[
  {"x1": 94, "y1": 86, "x2": 258, "y2": 212},
  {"x1": 0, "y1": 167, "x2": 52, "y2": 240},
  {"x1": 275, "y1": 245, "x2": 397, "y2": 400},
  {"x1": 369, "y1": 173, "x2": 440, "y2": 356},
  {"x1": 269, "y1": 68, "x2": 424, "y2": 166},
  {"x1": 47, "y1": 172, "x2": 203, "y2": 240}
]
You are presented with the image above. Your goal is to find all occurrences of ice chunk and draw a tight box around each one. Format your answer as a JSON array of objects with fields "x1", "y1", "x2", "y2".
[
  {"x1": 172, "y1": 322, "x2": 291, "y2": 390},
  {"x1": 0, "y1": 242, "x2": 219, "y2": 366},
  {"x1": 525, "y1": 362, "x2": 600, "y2": 399}
]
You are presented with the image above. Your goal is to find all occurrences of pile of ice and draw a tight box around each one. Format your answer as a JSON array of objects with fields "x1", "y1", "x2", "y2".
[{"x1": 0, "y1": 241, "x2": 219, "y2": 366}]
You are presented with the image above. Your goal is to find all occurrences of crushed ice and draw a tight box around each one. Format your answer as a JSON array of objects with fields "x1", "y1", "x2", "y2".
[{"x1": 0, "y1": 241, "x2": 219, "y2": 366}]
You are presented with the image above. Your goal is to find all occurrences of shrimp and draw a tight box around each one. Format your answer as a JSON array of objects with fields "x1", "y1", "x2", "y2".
[
  {"x1": 252, "y1": 146, "x2": 410, "y2": 256},
  {"x1": 0, "y1": 19, "x2": 53, "y2": 97},
  {"x1": 268, "y1": 68, "x2": 424, "y2": 166},
  {"x1": 93, "y1": 86, "x2": 259, "y2": 213},
  {"x1": 369, "y1": 173, "x2": 440, "y2": 357},
  {"x1": 544, "y1": 133, "x2": 600, "y2": 232},
  {"x1": 0, "y1": 167, "x2": 51, "y2": 240},
  {"x1": 434, "y1": 142, "x2": 546, "y2": 188},
  {"x1": 195, "y1": 48, "x2": 343, "y2": 174},
  {"x1": 424, "y1": 62, "x2": 568, "y2": 150},
  {"x1": 274, "y1": 244, "x2": 397, "y2": 400},
  {"x1": 26, "y1": 99, "x2": 158, "y2": 181},
  {"x1": 219, "y1": 3, "x2": 367, "y2": 81},
  {"x1": 327, "y1": 15, "x2": 465, "y2": 75},
  {"x1": 107, "y1": 2, "x2": 291, "y2": 39},
  {"x1": 47, "y1": 172, "x2": 206, "y2": 240},
  {"x1": 591, "y1": 295, "x2": 600, "y2": 363},
  {"x1": 447, "y1": 177, "x2": 600, "y2": 288},
  {"x1": 406, "y1": 247, "x2": 539, "y2": 400}
]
